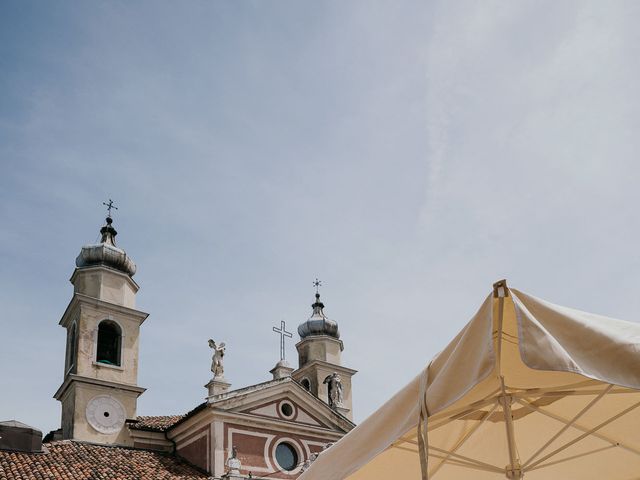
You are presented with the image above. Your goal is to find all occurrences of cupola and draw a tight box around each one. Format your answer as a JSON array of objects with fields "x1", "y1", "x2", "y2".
[
  {"x1": 297, "y1": 292, "x2": 340, "y2": 339},
  {"x1": 75, "y1": 216, "x2": 136, "y2": 276}
]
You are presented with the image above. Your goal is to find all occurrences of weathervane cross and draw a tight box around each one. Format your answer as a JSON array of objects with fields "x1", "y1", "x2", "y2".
[
  {"x1": 272, "y1": 320, "x2": 293, "y2": 361},
  {"x1": 313, "y1": 278, "x2": 322, "y2": 294},
  {"x1": 103, "y1": 199, "x2": 118, "y2": 218}
]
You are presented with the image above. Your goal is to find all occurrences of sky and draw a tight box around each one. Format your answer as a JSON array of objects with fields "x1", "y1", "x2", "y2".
[{"x1": 1, "y1": 0, "x2": 639, "y2": 436}]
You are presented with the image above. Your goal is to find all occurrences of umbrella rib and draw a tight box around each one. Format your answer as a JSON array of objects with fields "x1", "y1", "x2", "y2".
[
  {"x1": 515, "y1": 398, "x2": 640, "y2": 458},
  {"x1": 395, "y1": 437, "x2": 504, "y2": 473},
  {"x1": 522, "y1": 384, "x2": 613, "y2": 468},
  {"x1": 431, "y1": 457, "x2": 504, "y2": 473},
  {"x1": 394, "y1": 445, "x2": 501, "y2": 473},
  {"x1": 429, "y1": 401, "x2": 500, "y2": 478},
  {"x1": 429, "y1": 445, "x2": 504, "y2": 473},
  {"x1": 513, "y1": 387, "x2": 634, "y2": 398},
  {"x1": 510, "y1": 379, "x2": 602, "y2": 397},
  {"x1": 524, "y1": 398, "x2": 640, "y2": 470},
  {"x1": 428, "y1": 451, "x2": 505, "y2": 473},
  {"x1": 527, "y1": 444, "x2": 618, "y2": 471},
  {"x1": 427, "y1": 389, "x2": 502, "y2": 430}
]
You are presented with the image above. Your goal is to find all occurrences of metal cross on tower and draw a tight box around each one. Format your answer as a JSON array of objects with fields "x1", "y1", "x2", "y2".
[
  {"x1": 272, "y1": 320, "x2": 293, "y2": 361},
  {"x1": 313, "y1": 278, "x2": 322, "y2": 294},
  {"x1": 103, "y1": 199, "x2": 118, "y2": 218}
]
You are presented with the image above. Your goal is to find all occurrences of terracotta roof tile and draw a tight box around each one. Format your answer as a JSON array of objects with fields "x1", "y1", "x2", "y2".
[
  {"x1": 130, "y1": 403, "x2": 208, "y2": 432},
  {"x1": 0, "y1": 440, "x2": 208, "y2": 479},
  {"x1": 131, "y1": 415, "x2": 185, "y2": 432}
]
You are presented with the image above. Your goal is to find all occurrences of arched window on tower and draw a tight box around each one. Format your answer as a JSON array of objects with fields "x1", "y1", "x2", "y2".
[
  {"x1": 300, "y1": 378, "x2": 311, "y2": 391},
  {"x1": 96, "y1": 320, "x2": 122, "y2": 366},
  {"x1": 65, "y1": 322, "x2": 78, "y2": 373}
]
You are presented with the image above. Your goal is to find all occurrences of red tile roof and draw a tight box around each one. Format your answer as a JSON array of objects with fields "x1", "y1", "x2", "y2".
[
  {"x1": 130, "y1": 403, "x2": 208, "y2": 432},
  {"x1": 132, "y1": 415, "x2": 185, "y2": 432},
  {"x1": 0, "y1": 440, "x2": 208, "y2": 479}
]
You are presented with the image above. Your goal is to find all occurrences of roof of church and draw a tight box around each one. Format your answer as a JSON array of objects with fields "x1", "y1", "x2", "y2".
[
  {"x1": 132, "y1": 415, "x2": 187, "y2": 432},
  {"x1": 130, "y1": 403, "x2": 208, "y2": 432},
  {"x1": 0, "y1": 440, "x2": 208, "y2": 479},
  {"x1": 130, "y1": 376, "x2": 354, "y2": 433},
  {"x1": 129, "y1": 379, "x2": 294, "y2": 432},
  {"x1": 209, "y1": 376, "x2": 354, "y2": 426}
]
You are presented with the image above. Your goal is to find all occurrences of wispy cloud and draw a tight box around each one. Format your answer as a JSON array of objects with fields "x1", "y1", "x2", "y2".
[{"x1": 0, "y1": 0, "x2": 638, "y2": 432}]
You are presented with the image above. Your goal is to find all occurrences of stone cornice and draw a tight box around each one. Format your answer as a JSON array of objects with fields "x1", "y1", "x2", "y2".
[
  {"x1": 53, "y1": 374, "x2": 146, "y2": 401},
  {"x1": 70, "y1": 265, "x2": 140, "y2": 291},
  {"x1": 59, "y1": 293, "x2": 149, "y2": 328},
  {"x1": 166, "y1": 380, "x2": 354, "y2": 442},
  {"x1": 295, "y1": 335, "x2": 344, "y2": 351},
  {"x1": 209, "y1": 378, "x2": 354, "y2": 429},
  {"x1": 168, "y1": 406, "x2": 348, "y2": 444},
  {"x1": 293, "y1": 360, "x2": 358, "y2": 377}
]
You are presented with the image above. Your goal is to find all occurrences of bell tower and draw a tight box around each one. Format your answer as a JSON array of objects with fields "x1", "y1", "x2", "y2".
[
  {"x1": 54, "y1": 207, "x2": 148, "y2": 446},
  {"x1": 292, "y1": 282, "x2": 356, "y2": 420}
]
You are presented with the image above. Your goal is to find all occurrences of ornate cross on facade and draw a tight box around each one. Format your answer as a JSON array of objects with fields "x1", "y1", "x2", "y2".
[
  {"x1": 313, "y1": 278, "x2": 322, "y2": 294},
  {"x1": 103, "y1": 199, "x2": 118, "y2": 218},
  {"x1": 272, "y1": 320, "x2": 293, "y2": 361}
]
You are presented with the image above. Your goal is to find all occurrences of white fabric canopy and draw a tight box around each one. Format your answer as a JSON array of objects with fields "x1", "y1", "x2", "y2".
[{"x1": 299, "y1": 284, "x2": 640, "y2": 479}]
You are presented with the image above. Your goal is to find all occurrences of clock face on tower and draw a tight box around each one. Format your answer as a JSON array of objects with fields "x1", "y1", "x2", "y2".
[{"x1": 85, "y1": 395, "x2": 126, "y2": 434}]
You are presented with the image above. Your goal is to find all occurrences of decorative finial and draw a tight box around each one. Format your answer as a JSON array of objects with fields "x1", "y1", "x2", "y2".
[
  {"x1": 311, "y1": 278, "x2": 325, "y2": 315},
  {"x1": 298, "y1": 278, "x2": 340, "y2": 339},
  {"x1": 313, "y1": 278, "x2": 322, "y2": 295},
  {"x1": 103, "y1": 198, "x2": 118, "y2": 219},
  {"x1": 272, "y1": 320, "x2": 293, "y2": 361},
  {"x1": 99, "y1": 200, "x2": 119, "y2": 246}
]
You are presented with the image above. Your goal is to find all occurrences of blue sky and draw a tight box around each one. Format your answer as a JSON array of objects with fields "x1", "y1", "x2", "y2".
[{"x1": 1, "y1": 1, "x2": 639, "y2": 435}]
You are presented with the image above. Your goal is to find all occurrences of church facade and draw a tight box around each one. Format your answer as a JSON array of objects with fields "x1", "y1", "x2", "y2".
[{"x1": 0, "y1": 214, "x2": 356, "y2": 479}]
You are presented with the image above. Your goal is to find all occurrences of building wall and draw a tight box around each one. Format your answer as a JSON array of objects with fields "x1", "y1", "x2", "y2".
[
  {"x1": 172, "y1": 411, "x2": 343, "y2": 479},
  {"x1": 176, "y1": 425, "x2": 210, "y2": 472},
  {"x1": 74, "y1": 302, "x2": 141, "y2": 386},
  {"x1": 72, "y1": 268, "x2": 138, "y2": 309},
  {"x1": 69, "y1": 382, "x2": 138, "y2": 446},
  {"x1": 223, "y1": 422, "x2": 332, "y2": 479}
]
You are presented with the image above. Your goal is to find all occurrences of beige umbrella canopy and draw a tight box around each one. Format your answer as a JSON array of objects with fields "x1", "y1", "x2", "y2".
[{"x1": 300, "y1": 281, "x2": 640, "y2": 480}]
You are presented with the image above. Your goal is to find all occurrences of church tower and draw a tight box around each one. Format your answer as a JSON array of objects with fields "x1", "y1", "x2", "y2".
[
  {"x1": 54, "y1": 210, "x2": 148, "y2": 446},
  {"x1": 292, "y1": 286, "x2": 356, "y2": 420}
]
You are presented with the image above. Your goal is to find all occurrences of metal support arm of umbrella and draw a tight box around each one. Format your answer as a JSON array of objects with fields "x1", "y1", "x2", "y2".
[
  {"x1": 500, "y1": 377, "x2": 522, "y2": 480},
  {"x1": 495, "y1": 281, "x2": 523, "y2": 480}
]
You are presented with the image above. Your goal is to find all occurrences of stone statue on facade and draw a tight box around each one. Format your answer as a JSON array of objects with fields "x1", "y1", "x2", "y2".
[
  {"x1": 301, "y1": 442, "x2": 333, "y2": 472},
  {"x1": 226, "y1": 445, "x2": 241, "y2": 474},
  {"x1": 208, "y1": 339, "x2": 226, "y2": 378},
  {"x1": 323, "y1": 373, "x2": 343, "y2": 408}
]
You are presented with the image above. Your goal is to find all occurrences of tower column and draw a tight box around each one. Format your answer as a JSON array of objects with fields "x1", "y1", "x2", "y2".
[
  {"x1": 54, "y1": 211, "x2": 148, "y2": 446},
  {"x1": 291, "y1": 284, "x2": 357, "y2": 420}
]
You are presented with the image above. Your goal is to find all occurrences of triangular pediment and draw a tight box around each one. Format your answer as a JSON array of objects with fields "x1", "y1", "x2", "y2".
[
  {"x1": 241, "y1": 397, "x2": 325, "y2": 427},
  {"x1": 208, "y1": 377, "x2": 353, "y2": 433}
]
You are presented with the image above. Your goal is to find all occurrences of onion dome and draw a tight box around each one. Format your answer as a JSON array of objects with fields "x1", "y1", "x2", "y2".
[
  {"x1": 298, "y1": 293, "x2": 340, "y2": 339},
  {"x1": 75, "y1": 217, "x2": 137, "y2": 276}
]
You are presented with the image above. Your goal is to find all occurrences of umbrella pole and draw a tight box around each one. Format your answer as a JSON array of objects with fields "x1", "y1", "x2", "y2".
[
  {"x1": 494, "y1": 283, "x2": 522, "y2": 479},
  {"x1": 500, "y1": 378, "x2": 523, "y2": 479}
]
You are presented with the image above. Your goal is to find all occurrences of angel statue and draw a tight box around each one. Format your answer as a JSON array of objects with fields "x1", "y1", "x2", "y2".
[
  {"x1": 208, "y1": 339, "x2": 226, "y2": 378},
  {"x1": 323, "y1": 372, "x2": 344, "y2": 408}
]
